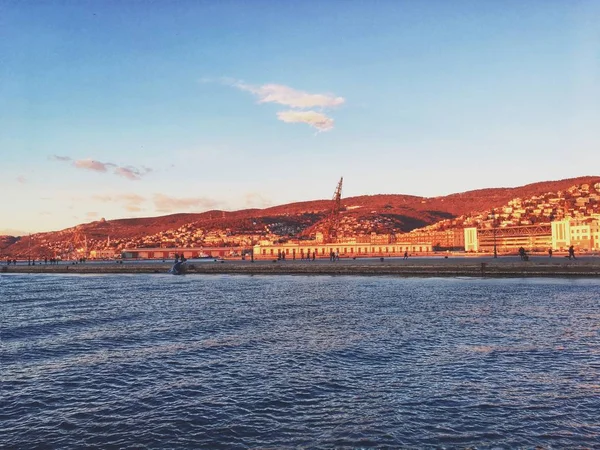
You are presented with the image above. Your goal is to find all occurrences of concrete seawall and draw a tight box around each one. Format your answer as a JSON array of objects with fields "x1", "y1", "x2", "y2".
[{"x1": 3, "y1": 257, "x2": 600, "y2": 277}]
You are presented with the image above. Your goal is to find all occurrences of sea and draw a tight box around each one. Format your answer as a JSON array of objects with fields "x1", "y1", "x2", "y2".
[{"x1": 1, "y1": 273, "x2": 599, "y2": 449}]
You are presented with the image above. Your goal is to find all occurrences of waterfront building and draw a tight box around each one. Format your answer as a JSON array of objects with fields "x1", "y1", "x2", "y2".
[
  {"x1": 464, "y1": 228, "x2": 479, "y2": 252},
  {"x1": 89, "y1": 249, "x2": 119, "y2": 259},
  {"x1": 252, "y1": 241, "x2": 432, "y2": 260},
  {"x1": 121, "y1": 246, "x2": 246, "y2": 259},
  {"x1": 464, "y1": 224, "x2": 552, "y2": 253},
  {"x1": 480, "y1": 224, "x2": 552, "y2": 253},
  {"x1": 121, "y1": 241, "x2": 433, "y2": 261},
  {"x1": 465, "y1": 216, "x2": 600, "y2": 253},
  {"x1": 399, "y1": 229, "x2": 465, "y2": 250},
  {"x1": 551, "y1": 217, "x2": 600, "y2": 251},
  {"x1": 551, "y1": 220, "x2": 570, "y2": 250}
]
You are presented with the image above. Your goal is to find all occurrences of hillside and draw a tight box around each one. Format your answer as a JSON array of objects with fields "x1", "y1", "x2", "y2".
[{"x1": 2, "y1": 176, "x2": 599, "y2": 258}]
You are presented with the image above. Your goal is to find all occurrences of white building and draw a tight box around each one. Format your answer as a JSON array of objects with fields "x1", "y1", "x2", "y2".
[{"x1": 464, "y1": 227, "x2": 479, "y2": 252}]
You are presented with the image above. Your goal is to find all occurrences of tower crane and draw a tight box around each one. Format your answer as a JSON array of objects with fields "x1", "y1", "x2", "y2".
[{"x1": 323, "y1": 177, "x2": 343, "y2": 243}]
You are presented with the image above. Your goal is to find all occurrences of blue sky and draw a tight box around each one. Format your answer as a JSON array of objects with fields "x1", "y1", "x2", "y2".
[{"x1": 1, "y1": 0, "x2": 599, "y2": 235}]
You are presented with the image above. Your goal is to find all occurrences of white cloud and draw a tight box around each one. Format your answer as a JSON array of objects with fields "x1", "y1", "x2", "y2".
[
  {"x1": 233, "y1": 82, "x2": 345, "y2": 109},
  {"x1": 215, "y1": 78, "x2": 345, "y2": 131},
  {"x1": 277, "y1": 110, "x2": 335, "y2": 132}
]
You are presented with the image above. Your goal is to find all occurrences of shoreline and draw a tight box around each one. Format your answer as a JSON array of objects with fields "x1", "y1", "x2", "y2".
[{"x1": 3, "y1": 257, "x2": 600, "y2": 277}]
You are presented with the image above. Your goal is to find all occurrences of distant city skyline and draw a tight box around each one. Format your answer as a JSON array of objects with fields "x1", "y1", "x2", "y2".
[{"x1": 1, "y1": 0, "x2": 599, "y2": 235}]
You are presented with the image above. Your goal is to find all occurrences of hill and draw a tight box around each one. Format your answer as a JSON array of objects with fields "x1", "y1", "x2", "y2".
[{"x1": 2, "y1": 176, "x2": 599, "y2": 258}]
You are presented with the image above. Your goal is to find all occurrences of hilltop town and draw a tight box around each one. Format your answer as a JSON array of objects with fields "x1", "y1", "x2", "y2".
[{"x1": 419, "y1": 182, "x2": 600, "y2": 232}]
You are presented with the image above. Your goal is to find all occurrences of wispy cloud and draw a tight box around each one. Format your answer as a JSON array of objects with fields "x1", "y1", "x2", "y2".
[
  {"x1": 51, "y1": 155, "x2": 151, "y2": 180},
  {"x1": 233, "y1": 81, "x2": 345, "y2": 109},
  {"x1": 153, "y1": 194, "x2": 221, "y2": 213},
  {"x1": 50, "y1": 155, "x2": 72, "y2": 162},
  {"x1": 93, "y1": 193, "x2": 146, "y2": 212},
  {"x1": 74, "y1": 159, "x2": 112, "y2": 172},
  {"x1": 214, "y1": 78, "x2": 344, "y2": 131},
  {"x1": 114, "y1": 166, "x2": 150, "y2": 181},
  {"x1": 277, "y1": 110, "x2": 335, "y2": 132}
]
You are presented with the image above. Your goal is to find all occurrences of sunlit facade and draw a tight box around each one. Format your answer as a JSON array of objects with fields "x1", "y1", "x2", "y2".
[
  {"x1": 253, "y1": 242, "x2": 433, "y2": 260},
  {"x1": 466, "y1": 216, "x2": 600, "y2": 253},
  {"x1": 551, "y1": 217, "x2": 600, "y2": 250},
  {"x1": 464, "y1": 228, "x2": 479, "y2": 252}
]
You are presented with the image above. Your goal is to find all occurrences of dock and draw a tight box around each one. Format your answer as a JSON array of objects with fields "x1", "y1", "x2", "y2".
[{"x1": 3, "y1": 257, "x2": 600, "y2": 277}]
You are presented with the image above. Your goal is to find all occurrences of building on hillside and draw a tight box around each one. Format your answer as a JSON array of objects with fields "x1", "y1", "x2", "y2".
[{"x1": 370, "y1": 233, "x2": 393, "y2": 244}]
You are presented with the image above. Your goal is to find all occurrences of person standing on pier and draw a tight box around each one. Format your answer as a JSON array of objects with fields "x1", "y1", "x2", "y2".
[{"x1": 568, "y1": 245, "x2": 576, "y2": 259}]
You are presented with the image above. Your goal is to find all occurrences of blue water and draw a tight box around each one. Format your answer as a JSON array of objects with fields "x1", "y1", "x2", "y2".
[{"x1": 2, "y1": 274, "x2": 599, "y2": 448}]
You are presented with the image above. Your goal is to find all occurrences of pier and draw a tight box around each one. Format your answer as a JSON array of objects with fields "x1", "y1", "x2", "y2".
[{"x1": 3, "y1": 256, "x2": 600, "y2": 277}]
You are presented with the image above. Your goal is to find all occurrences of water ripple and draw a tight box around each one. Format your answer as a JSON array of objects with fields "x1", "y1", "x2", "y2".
[{"x1": 1, "y1": 274, "x2": 600, "y2": 448}]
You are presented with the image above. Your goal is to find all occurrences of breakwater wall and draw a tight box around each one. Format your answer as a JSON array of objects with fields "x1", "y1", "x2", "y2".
[{"x1": 3, "y1": 258, "x2": 600, "y2": 277}]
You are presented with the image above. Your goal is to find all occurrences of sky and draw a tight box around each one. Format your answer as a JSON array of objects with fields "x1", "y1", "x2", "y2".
[{"x1": 1, "y1": 0, "x2": 599, "y2": 235}]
